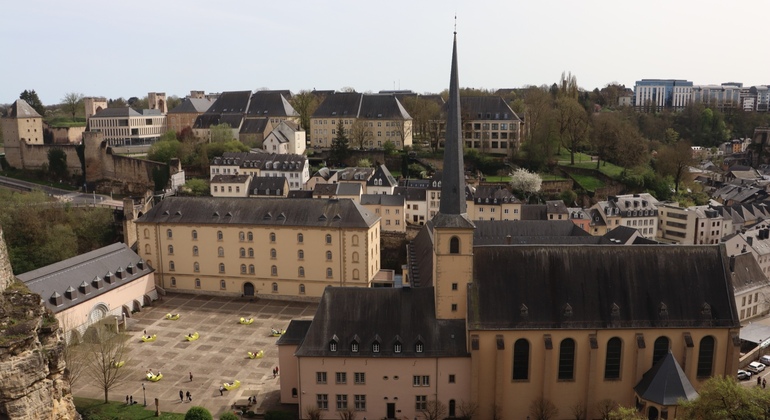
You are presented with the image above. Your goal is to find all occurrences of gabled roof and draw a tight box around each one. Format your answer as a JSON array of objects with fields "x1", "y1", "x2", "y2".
[
  {"x1": 337, "y1": 182, "x2": 362, "y2": 196},
  {"x1": 312, "y1": 92, "x2": 363, "y2": 118},
  {"x1": 313, "y1": 184, "x2": 338, "y2": 196},
  {"x1": 205, "y1": 91, "x2": 251, "y2": 114},
  {"x1": 295, "y1": 287, "x2": 467, "y2": 358},
  {"x1": 360, "y1": 194, "x2": 405, "y2": 206},
  {"x1": 359, "y1": 94, "x2": 411, "y2": 120},
  {"x1": 6, "y1": 99, "x2": 41, "y2": 118},
  {"x1": 211, "y1": 152, "x2": 307, "y2": 171},
  {"x1": 394, "y1": 186, "x2": 427, "y2": 201},
  {"x1": 520, "y1": 204, "x2": 547, "y2": 220},
  {"x1": 248, "y1": 176, "x2": 289, "y2": 195},
  {"x1": 336, "y1": 167, "x2": 374, "y2": 182},
  {"x1": 473, "y1": 220, "x2": 591, "y2": 245},
  {"x1": 367, "y1": 165, "x2": 398, "y2": 187},
  {"x1": 287, "y1": 190, "x2": 314, "y2": 199},
  {"x1": 18, "y1": 243, "x2": 153, "y2": 313},
  {"x1": 136, "y1": 197, "x2": 379, "y2": 229},
  {"x1": 92, "y1": 107, "x2": 142, "y2": 118},
  {"x1": 210, "y1": 174, "x2": 250, "y2": 184},
  {"x1": 168, "y1": 98, "x2": 214, "y2": 114},
  {"x1": 634, "y1": 351, "x2": 698, "y2": 405},
  {"x1": 276, "y1": 320, "x2": 312, "y2": 346},
  {"x1": 468, "y1": 244, "x2": 739, "y2": 330},
  {"x1": 266, "y1": 121, "x2": 301, "y2": 143},
  {"x1": 240, "y1": 118, "x2": 270, "y2": 134},
  {"x1": 246, "y1": 91, "x2": 298, "y2": 118},
  {"x1": 448, "y1": 96, "x2": 521, "y2": 122}
]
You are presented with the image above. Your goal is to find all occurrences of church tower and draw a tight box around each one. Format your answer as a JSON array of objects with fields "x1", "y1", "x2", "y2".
[{"x1": 432, "y1": 31, "x2": 475, "y2": 320}]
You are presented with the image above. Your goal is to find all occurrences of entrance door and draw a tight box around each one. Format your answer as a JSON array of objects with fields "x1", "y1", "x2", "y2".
[
  {"x1": 648, "y1": 406, "x2": 659, "y2": 420},
  {"x1": 244, "y1": 282, "x2": 255, "y2": 296},
  {"x1": 386, "y1": 403, "x2": 395, "y2": 419}
]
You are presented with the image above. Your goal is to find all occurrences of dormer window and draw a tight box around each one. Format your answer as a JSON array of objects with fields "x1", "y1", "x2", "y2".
[
  {"x1": 351, "y1": 341, "x2": 359, "y2": 353},
  {"x1": 372, "y1": 341, "x2": 380, "y2": 353},
  {"x1": 394, "y1": 342, "x2": 402, "y2": 353},
  {"x1": 330, "y1": 339, "x2": 338, "y2": 352},
  {"x1": 415, "y1": 341, "x2": 424, "y2": 353}
]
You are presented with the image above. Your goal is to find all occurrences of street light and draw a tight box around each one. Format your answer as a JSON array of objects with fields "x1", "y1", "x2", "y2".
[{"x1": 142, "y1": 383, "x2": 146, "y2": 406}]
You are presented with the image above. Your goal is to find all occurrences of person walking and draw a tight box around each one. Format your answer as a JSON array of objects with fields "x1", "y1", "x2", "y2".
[
  {"x1": 186, "y1": 391, "x2": 192, "y2": 402},
  {"x1": 129, "y1": 395, "x2": 133, "y2": 405},
  {"x1": 189, "y1": 371, "x2": 193, "y2": 381},
  {"x1": 219, "y1": 386, "x2": 224, "y2": 396},
  {"x1": 179, "y1": 390, "x2": 184, "y2": 402},
  {"x1": 126, "y1": 395, "x2": 129, "y2": 405},
  {"x1": 758, "y1": 376, "x2": 762, "y2": 386}
]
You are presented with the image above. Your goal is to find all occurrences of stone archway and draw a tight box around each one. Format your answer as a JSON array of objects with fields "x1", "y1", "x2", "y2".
[{"x1": 243, "y1": 282, "x2": 255, "y2": 296}]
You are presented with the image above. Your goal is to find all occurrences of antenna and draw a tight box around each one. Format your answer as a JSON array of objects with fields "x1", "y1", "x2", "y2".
[{"x1": 454, "y1": 14, "x2": 457, "y2": 34}]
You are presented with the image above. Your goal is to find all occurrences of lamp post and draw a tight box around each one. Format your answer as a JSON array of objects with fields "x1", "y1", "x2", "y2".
[{"x1": 142, "y1": 383, "x2": 146, "y2": 406}]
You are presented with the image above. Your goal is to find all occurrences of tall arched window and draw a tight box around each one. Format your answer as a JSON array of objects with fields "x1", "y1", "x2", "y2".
[
  {"x1": 270, "y1": 232, "x2": 276, "y2": 243},
  {"x1": 192, "y1": 230, "x2": 197, "y2": 240},
  {"x1": 298, "y1": 250, "x2": 304, "y2": 260},
  {"x1": 240, "y1": 248, "x2": 246, "y2": 258},
  {"x1": 298, "y1": 267, "x2": 305, "y2": 277},
  {"x1": 604, "y1": 337, "x2": 622, "y2": 380},
  {"x1": 450, "y1": 236, "x2": 460, "y2": 254},
  {"x1": 249, "y1": 264, "x2": 255, "y2": 274},
  {"x1": 270, "y1": 249, "x2": 277, "y2": 259},
  {"x1": 239, "y1": 231, "x2": 245, "y2": 241},
  {"x1": 247, "y1": 232, "x2": 253, "y2": 241},
  {"x1": 218, "y1": 247, "x2": 224, "y2": 257},
  {"x1": 248, "y1": 248, "x2": 254, "y2": 257},
  {"x1": 271, "y1": 265, "x2": 278, "y2": 276},
  {"x1": 558, "y1": 338, "x2": 576, "y2": 380},
  {"x1": 352, "y1": 235, "x2": 359, "y2": 246},
  {"x1": 144, "y1": 228, "x2": 149, "y2": 239},
  {"x1": 272, "y1": 282, "x2": 278, "y2": 292},
  {"x1": 513, "y1": 339, "x2": 530, "y2": 380},
  {"x1": 144, "y1": 244, "x2": 150, "y2": 254},
  {"x1": 169, "y1": 261, "x2": 175, "y2": 271},
  {"x1": 697, "y1": 336, "x2": 715, "y2": 377},
  {"x1": 326, "y1": 268, "x2": 333, "y2": 278},
  {"x1": 219, "y1": 263, "x2": 225, "y2": 273},
  {"x1": 220, "y1": 280, "x2": 226, "y2": 290},
  {"x1": 299, "y1": 284, "x2": 306, "y2": 294},
  {"x1": 193, "y1": 246, "x2": 198, "y2": 256},
  {"x1": 297, "y1": 233, "x2": 304, "y2": 243},
  {"x1": 168, "y1": 245, "x2": 174, "y2": 255},
  {"x1": 326, "y1": 251, "x2": 332, "y2": 261},
  {"x1": 166, "y1": 229, "x2": 173, "y2": 239},
  {"x1": 325, "y1": 234, "x2": 332, "y2": 244},
  {"x1": 240, "y1": 264, "x2": 247, "y2": 274},
  {"x1": 352, "y1": 252, "x2": 359, "y2": 263},
  {"x1": 193, "y1": 262, "x2": 199, "y2": 272},
  {"x1": 653, "y1": 337, "x2": 670, "y2": 366},
  {"x1": 195, "y1": 278, "x2": 201, "y2": 288},
  {"x1": 170, "y1": 277, "x2": 176, "y2": 287},
  {"x1": 217, "y1": 231, "x2": 223, "y2": 240}
]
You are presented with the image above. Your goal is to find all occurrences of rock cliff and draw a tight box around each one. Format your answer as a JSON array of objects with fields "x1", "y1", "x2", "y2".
[{"x1": 0, "y1": 226, "x2": 79, "y2": 419}]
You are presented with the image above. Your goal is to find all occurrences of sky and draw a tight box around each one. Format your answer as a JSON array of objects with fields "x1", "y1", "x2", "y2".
[{"x1": 3, "y1": 0, "x2": 770, "y2": 106}]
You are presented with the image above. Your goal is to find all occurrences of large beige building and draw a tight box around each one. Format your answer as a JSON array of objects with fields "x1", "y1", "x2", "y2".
[
  {"x1": 433, "y1": 96, "x2": 523, "y2": 155},
  {"x1": 135, "y1": 197, "x2": 380, "y2": 298},
  {"x1": 657, "y1": 203, "x2": 729, "y2": 244},
  {"x1": 87, "y1": 107, "x2": 166, "y2": 148}
]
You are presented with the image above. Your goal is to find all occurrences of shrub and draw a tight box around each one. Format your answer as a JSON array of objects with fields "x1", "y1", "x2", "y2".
[
  {"x1": 185, "y1": 406, "x2": 213, "y2": 420},
  {"x1": 220, "y1": 413, "x2": 239, "y2": 420}
]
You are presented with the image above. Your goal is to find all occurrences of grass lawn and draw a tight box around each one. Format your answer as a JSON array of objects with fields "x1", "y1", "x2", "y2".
[
  {"x1": 540, "y1": 174, "x2": 569, "y2": 181},
  {"x1": 564, "y1": 161, "x2": 625, "y2": 178},
  {"x1": 570, "y1": 174, "x2": 605, "y2": 192},
  {"x1": 75, "y1": 397, "x2": 186, "y2": 420},
  {"x1": 483, "y1": 175, "x2": 511, "y2": 182},
  {"x1": 556, "y1": 149, "x2": 593, "y2": 163}
]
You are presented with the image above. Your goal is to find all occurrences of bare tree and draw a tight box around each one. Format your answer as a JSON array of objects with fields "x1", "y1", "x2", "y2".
[
  {"x1": 305, "y1": 405, "x2": 322, "y2": 420},
  {"x1": 290, "y1": 90, "x2": 320, "y2": 132},
  {"x1": 570, "y1": 401, "x2": 587, "y2": 420},
  {"x1": 596, "y1": 398, "x2": 618, "y2": 420},
  {"x1": 58, "y1": 314, "x2": 86, "y2": 388},
  {"x1": 349, "y1": 119, "x2": 368, "y2": 149},
  {"x1": 392, "y1": 118, "x2": 413, "y2": 149},
  {"x1": 61, "y1": 92, "x2": 84, "y2": 119},
  {"x1": 529, "y1": 397, "x2": 559, "y2": 420},
  {"x1": 458, "y1": 400, "x2": 479, "y2": 420},
  {"x1": 80, "y1": 323, "x2": 131, "y2": 403},
  {"x1": 338, "y1": 408, "x2": 356, "y2": 420},
  {"x1": 556, "y1": 96, "x2": 591, "y2": 165},
  {"x1": 419, "y1": 399, "x2": 447, "y2": 420}
]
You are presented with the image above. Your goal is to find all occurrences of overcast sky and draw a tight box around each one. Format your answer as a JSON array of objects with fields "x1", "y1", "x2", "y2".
[{"x1": 3, "y1": 0, "x2": 769, "y2": 105}]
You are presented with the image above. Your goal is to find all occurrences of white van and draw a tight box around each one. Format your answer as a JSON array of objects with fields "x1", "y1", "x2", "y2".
[{"x1": 760, "y1": 355, "x2": 770, "y2": 365}]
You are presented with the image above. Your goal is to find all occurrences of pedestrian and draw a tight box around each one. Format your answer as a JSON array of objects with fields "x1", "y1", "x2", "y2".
[
  {"x1": 219, "y1": 386, "x2": 224, "y2": 396},
  {"x1": 759, "y1": 376, "x2": 763, "y2": 386},
  {"x1": 247, "y1": 396, "x2": 252, "y2": 405},
  {"x1": 252, "y1": 395, "x2": 257, "y2": 405},
  {"x1": 272, "y1": 367, "x2": 276, "y2": 378},
  {"x1": 764, "y1": 378, "x2": 767, "y2": 389},
  {"x1": 186, "y1": 391, "x2": 192, "y2": 402},
  {"x1": 144, "y1": 329, "x2": 147, "y2": 336},
  {"x1": 189, "y1": 371, "x2": 193, "y2": 382},
  {"x1": 126, "y1": 395, "x2": 129, "y2": 405},
  {"x1": 276, "y1": 366, "x2": 279, "y2": 375},
  {"x1": 129, "y1": 395, "x2": 133, "y2": 405},
  {"x1": 179, "y1": 390, "x2": 184, "y2": 402}
]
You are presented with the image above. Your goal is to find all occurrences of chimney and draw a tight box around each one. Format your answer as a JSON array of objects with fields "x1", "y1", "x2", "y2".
[
  {"x1": 49, "y1": 292, "x2": 63, "y2": 306},
  {"x1": 729, "y1": 256, "x2": 736, "y2": 273}
]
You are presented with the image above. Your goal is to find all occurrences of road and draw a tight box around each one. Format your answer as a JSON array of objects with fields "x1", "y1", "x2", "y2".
[{"x1": 0, "y1": 175, "x2": 123, "y2": 207}]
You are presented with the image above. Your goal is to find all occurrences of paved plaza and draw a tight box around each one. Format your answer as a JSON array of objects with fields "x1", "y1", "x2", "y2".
[{"x1": 71, "y1": 293, "x2": 318, "y2": 417}]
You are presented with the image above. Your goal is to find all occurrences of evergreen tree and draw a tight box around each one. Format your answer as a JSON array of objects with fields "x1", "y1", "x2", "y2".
[
  {"x1": 331, "y1": 119, "x2": 350, "y2": 164},
  {"x1": 20, "y1": 89, "x2": 45, "y2": 116}
]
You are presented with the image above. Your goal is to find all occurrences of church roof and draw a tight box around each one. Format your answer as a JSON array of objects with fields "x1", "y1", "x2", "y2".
[
  {"x1": 468, "y1": 244, "x2": 740, "y2": 330},
  {"x1": 634, "y1": 351, "x2": 698, "y2": 405},
  {"x1": 473, "y1": 220, "x2": 589, "y2": 245}
]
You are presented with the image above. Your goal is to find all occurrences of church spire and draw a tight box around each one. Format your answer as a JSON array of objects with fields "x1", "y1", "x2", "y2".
[{"x1": 439, "y1": 31, "x2": 466, "y2": 216}]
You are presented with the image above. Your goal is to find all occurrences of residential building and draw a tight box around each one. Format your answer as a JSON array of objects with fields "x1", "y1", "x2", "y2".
[
  {"x1": 310, "y1": 93, "x2": 412, "y2": 149},
  {"x1": 592, "y1": 194, "x2": 659, "y2": 239},
  {"x1": 724, "y1": 220, "x2": 770, "y2": 280},
  {"x1": 1, "y1": 99, "x2": 44, "y2": 168},
  {"x1": 248, "y1": 176, "x2": 290, "y2": 198},
  {"x1": 466, "y1": 185, "x2": 521, "y2": 221},
  {"x1": 263, "y1": 121, "x2": 306, "y2": 155},
  {"x1": 335, "y1": 167, "x2": 375, "y2": 193},
  {"x1": 657, "y1": 203, "x2": 728, "y2": 244},
  {"x1": 312, "y1": 183, "x2": 362, "y2": 203},
  {"x1": 633, "y1": 79, "x2": 693, "y2": 110},
  {"x1": 166, "y1": 96, "x2": 214, "y2": 133},
  {"x1": 242, "y1": 91, "x2": 300, "y2": 145},
  {"x1": 394, "y1": 187, "x2": 428, "y2": 225},
  {"x1": 210, "y1": 175, "x2": 250, "y2": 197},
  {"x1": 365, "y1": 165, "x2": 398, "y2": 195},
  {"x1": 210, "y1": 152, "x2": 309, "y2": 190},
  {"x1": 729, "y1": 252, "x2": 770, "y2": 322},
  {"x1": 306, "y1": 167, "x2": 338, "y2": 191},
  {"x1": 17, "y1": 243, "x2": 156, "y2": 342},
  {"x1": 87, "y1": 107, "x2": 166, "y2": 148},
  {"x1": 434, "y1": 96, "x2": 523, "y2": 155},
  {"x1": 135, "y1": 197, "x2": 380, "y2": 298},
  {"x1": 360, "y1": 194, "x2": 406, "y2": 232},
  {"x1": 193, "y1": 90, "x2": 251, "y2": 141}
]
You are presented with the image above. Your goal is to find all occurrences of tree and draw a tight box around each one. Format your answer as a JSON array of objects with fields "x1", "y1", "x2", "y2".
[
  {"x1": 678, "y1": 376, "x2": 770, "y2": 420},
  {"x1": 510, "y1": 168, "x2": 542, "y2": 202},
  {"x1": 356, "y1": 158, "x2": 372, "y2": 168},
  {"x1": 305, "y1": 406, "x2": 322, "y2": 420},
  {"x1": 609, "y1": 406, "x2": 645, "y2": 420},
  {"x1": 337, "y1": 408, "x2": 356, "y2": 420},
  {"x1": 61, "y1": 92, "x2": 84, "y2": 119},
  {"x1": 290, "y1": 90, "x2": 321, "y2": 132},
  {"x1": 458, "y1": 400, "x2": 479, "y2": 420},
  {"x1": 210, "y1": 123, "x2": 234, "y2": 143},
  {"x1": 392, "y1": 118, "x2": 412, "y2": 149},
  {"x1": 80, "y1": 325, "x2": 131, "y2": 403},
  {"x1": 383, "y1": 140, "x2": 397, "y2": 156},
  {"x1": 349, "y1": 119, "x2": 368, "y2": 149},
  {"x1": 108, "y1": 97, "x2": 127, "y2": 108},
  {"x1": 148, "y1": 138, "x2": 183, "y2": 163},
  {"x1": 181, "y1": 178, "x2": 209, "y2": 196},
  {"x1": 59, "y1": 314, "x2": 85, "y2": 388},
  {"x1": 184, "y1": 406, "x2": 213, "y2": 420},
  {"x1": 20, "y1": 89, "x2": 45, "y2": 116},
  {"x1": 570, "y1": 401, "x2": 587, "y2": 420},
  {"x1": 596, "y1": 399, "x2": 618, "y2": 420},
  {"x1": 556, "y1": 96, "x2": 591, "y2": 165},
  {"x1": 331, "y1": 119, "x2": 351, "y2": 164},
  {"x1": 529, "y1": 397, "x2": 559, "y2": 420},
  {"x1": 401, "y1": 96, "x2": 441, "y2": 147},
  {"x1": 521, "y1": 86, "x2": 559, "y2": 169},
  {"x1": 656, "y1": 140, "x2": 696, "y2": 193},
  {"x1": 419, "y1": 399, "x2": 447, "y2": 420},
  {"x1": 47, "y1": 148, "x2": 68, "y2": 180}
]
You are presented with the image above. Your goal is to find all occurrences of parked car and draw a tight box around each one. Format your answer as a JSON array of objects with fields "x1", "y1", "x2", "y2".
[
  {"x1": 738, "y1": 369, "x2": 753, "y2": 380},
  {"x1": 760, "y1": 355, "x2": 770, "y2": 365},
  {"x1": 748, "y1": 362, "x2": 766, "y2": 373}
]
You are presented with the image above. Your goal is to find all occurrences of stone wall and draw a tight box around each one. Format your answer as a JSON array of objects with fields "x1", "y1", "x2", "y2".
[
  {"x1": 5, "y1": 141, "x2": 82, "y2": 174},
  {"x1": 45, "y1": 126, "x2": 86, "y2": 145}
]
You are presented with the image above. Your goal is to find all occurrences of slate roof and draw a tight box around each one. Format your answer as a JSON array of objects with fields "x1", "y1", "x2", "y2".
[
  {"x1": 313, "y1": 184, "x2": 338, "y2": 196},
  {"x1": 211, "y1": 152, "x2": 306, "y2": 172},
  {"x1": 446, "y1": 96, "x2": 521, "y2": 121},
  {"x1": 240, "y1": 118, "x2": 270, "y2": 135},
  {"x1": 248, "y1": 177, "x2": 289, "y2": 195},
  {"x1": 267, "y1": 121, "x2": 301, "y2": 143},
  {"x1": 312, "y1": 93, "x2": 411, "y2": 120},
  {"x1": 468, "y1": 244, "x2": 740, "y2": 330},
  {"x1": 730, "y1": 251, "x2": 770, "y2": 293},
  {"x1": 468, "y1": 185, "x2": 519, "y2": 204},
  {"x1": 92, "y1": 107, "x2": 142, "y2": 118},
  {"x1": 360, "y1": 194, "x2": 405, "y2": 206},
  {"x1": 312, "y1": 92, "x2": 363, "y2": 118},
  {"x1": 336, "y1": 167, "x2": 374, "y2": 182},
  {"x1": 18, "y1": 243, "x2": 153, "y2": 313},
  {"x1": 546, "y1": 200, "x2": 568, "y2": 215},
  {"x1": 136, "y1": 197, "x2": 379, "y2": 229},
  {"x1": 634, "y1": 351, "x2": 698, "y2": 405},
  {"x1": 311, "y1": 167, "x2": 336, "y2": 181},
  {"x1": 219, "y1": 114, "x2": 244, "y2": 129},
  {"x1": 394, "y1": 186, "x2": 427, "y2": 201},
  {"x1": 359, "y1": 94, "x2": 411, "y2": 120},
  {"x1": 168, "y1": 98, "x2": 214, "y2": 114},
  {"x1": 473, "y1": 220, "x2": 591, "y2": 245},
  {"x1": 193, "y1": 114, "x2": 223, "y2": 129},
  {"x1": 246, "y1": 91, "x2": 297, "y2": 118},
  {"x1": 211, "y1": 174, "x2": 250, "y2": 184},
  {"x1": 520, "y1": 204, "x2": 547, "y2": 220},
  {"x1": 7, "y1": 99, "x2": 42, "y2": 118},
  {"x1": 206, "y1": 91, "x2": 251, "y2": 114},
  {"x1": 287, "y1": 190, "x2": 314, "y2": 199},
  {"x1": 295, "y1": 287, "x2": 468, "y2": 358},
  {"x1": 276, "y1": 320, "x2": 312, "y2": 346},
  {"x1": 366, "y1": 165, "x2": 398, "y2": 187},
  {"x1": 337, "y1": 183, "x2": 362, "y2": 196}
]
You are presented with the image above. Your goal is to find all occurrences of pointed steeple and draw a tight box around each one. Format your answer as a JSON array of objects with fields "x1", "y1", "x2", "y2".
[{"x1": 439, "y1": 32, "x2": 466, "y2": 216}]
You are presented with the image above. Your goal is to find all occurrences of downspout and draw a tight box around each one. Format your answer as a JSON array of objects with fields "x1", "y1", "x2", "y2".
[{"x1": 155, "y1": 221, "x2": 164, "y2": 289}]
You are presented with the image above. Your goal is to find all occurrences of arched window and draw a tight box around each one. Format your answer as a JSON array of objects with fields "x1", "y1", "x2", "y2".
[
  {"x1": 299, "y1": 284, "x2": 306, "y2": 294},
  {"x1": 272, "y1": 282, "x2": 278, "y2": 292},
  {"x1": 352, "y1": 252, "x2": 359, "y2": 263},
  {"x1": 220, "y1": 280, "x2": 226, "y2": 290},
  {"x1": 170, "y1": 277, "x2": 176, "y2": 287},
  {"x1": 270, "y1": 249, "x2": 277, "y2": 259},
  {"x1": 240, "y1": 264, "x2": 247, "y2": 274},
  {"x1": 513, "y1": 339, "x2": 530, "y2": 380},
  {"x1": 353, "y1": 269, "x2": 360, "y2": 280},
  {"x1": 193, "y1": 246, "x2": 198, "y2": 256},
  {"x1": 298, "y1": 267, "x2": 305, "y2": 277},
  {"x1": 217, "y1": 231, "x2": 223, "y2": 240},
  {"x1": 144, "y1": 244, "x2": 150, "y2": 254},
  {"x1": 653, "y1": 337, "x2": 670, "y2": 366},
  {"x1": 144, "y1": 228, "x2": 149, "y2": 239},
  {"x1": 326, "y1": 251, "x2": 332, "y2": 261},
  {"x1": 352, "y1": 235, "x2": 359, "y2": 246},
  {"x1": 166, "y1": 229, "x2": 173, "y2": 239},
  {"x1": 195, "y1": 278, "x2": 201, "y2": 288},
  {"x1": 169, "y1": 261, "x2": 175, "y2": 271},
  {"x1": 326, "y1": 268, "x2": 333, "y2": 278},
  {"x1": 558, "y1": 338, "x2": 576, "y2": 380},
  {"x1": 240, "y1": 248, "x2": 246, "y2": 258},
  {"x1": 248, "y1": 248, "x2": 254, "y2": 257},
  {"x1": 298, "y1": 250, "x2": 304, "y2": 260},
  {"x1": 249, "y1": 264, "x2": 255, "y2": 274},
  {"x1": 192, "y1": 230, "x2": 197, "y2": 240},
  {"x1": 219, "y1": 263, "x2": 225, "y2": 273},
  {"x1": 271, "y1": 265, "x2": 278, "y2": 276},
  {"x1": 604, "y1": 337, "x2": 622, "y2": 380},
  {"x1": 218, "y1": 247, "x2": 224, "y2": 257},
  {"x1": 450, "y1": 236, "x2": 460, "y2": 254},
  {"x1": 270, "y1": 232, "x2": 276, "y2": 243},
  {"x1": 297, "y1": 233, "x2": 304, "y2": 243},
  {"x1": 697, "y1": 336, "x2": 715, "y2": 377},
  {"x1": 168, "y1": 245, "x2": 174, "y2": 255},
  {"x1": 292, "y1": 388, "x2": 297, "y2": 398},
  {"x1": 193, "y1": 262, "x2": 199, "y2": 272},
  {"x1": 239, "y1": 231, "x2": 245, "y2": 241},
  {"x1": 325, "y1": 234, "x2": 332, "y2": 244}
]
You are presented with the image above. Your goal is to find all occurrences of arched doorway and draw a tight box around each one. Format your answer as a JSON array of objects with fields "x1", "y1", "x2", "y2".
[
  {"x1": 244, "y1": 282, "x2": 255, "y2": 296},
  {"x1": 648, "y1": 406, "x2": 659, "y2": 420}
]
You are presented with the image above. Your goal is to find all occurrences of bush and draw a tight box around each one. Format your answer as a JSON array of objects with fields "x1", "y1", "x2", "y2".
[
  {"x1": 220, "y1": 413, "x2": 239, "y2": 420},
  {"x1": 265, "y1": 410, "x2": 297, "y2": 420},
  {"x1": 185, "y1": 406, "x2": 213, "y2": 420}
]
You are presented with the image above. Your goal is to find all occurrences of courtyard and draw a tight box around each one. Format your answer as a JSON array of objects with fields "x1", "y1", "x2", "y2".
[{"x1": 71, "y1": 293, "x2": 318, "y2": 417}]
